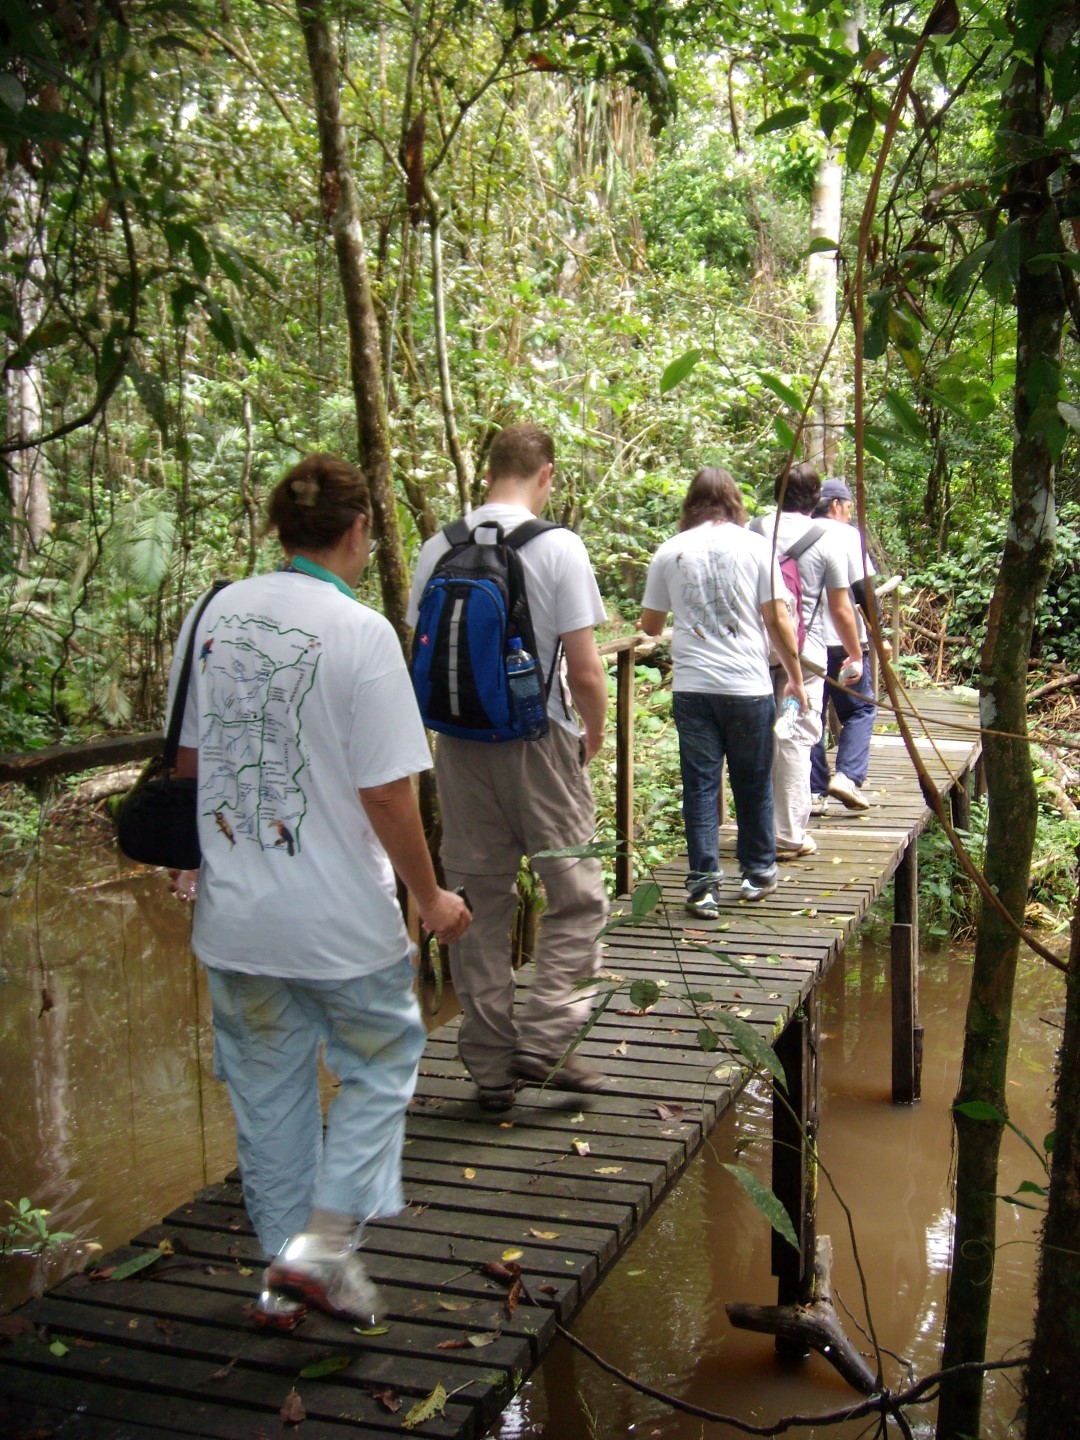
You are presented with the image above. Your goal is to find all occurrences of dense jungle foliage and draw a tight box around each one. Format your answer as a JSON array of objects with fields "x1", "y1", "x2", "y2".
[{"x1": 2, "y1": 0, "x2": 1076, "y2": 762}]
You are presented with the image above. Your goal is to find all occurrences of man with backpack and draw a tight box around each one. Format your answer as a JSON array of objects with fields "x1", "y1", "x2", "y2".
[
  {"x1": 407, "y1": 422, "x2": 610, "y2": 1112},
  {"x1": 756, "y1": 463, "x2": 865, "y2": 857}
]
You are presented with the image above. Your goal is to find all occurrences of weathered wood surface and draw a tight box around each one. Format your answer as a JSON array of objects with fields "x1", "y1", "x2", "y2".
[{"x1": 0, "y1": 688, "x2": 979, "y2": 1440}]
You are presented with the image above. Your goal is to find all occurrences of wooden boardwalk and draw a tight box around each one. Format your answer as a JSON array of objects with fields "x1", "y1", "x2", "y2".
[{"x1": 0, "y1": 687, "x2": 980, "y2": 1440}]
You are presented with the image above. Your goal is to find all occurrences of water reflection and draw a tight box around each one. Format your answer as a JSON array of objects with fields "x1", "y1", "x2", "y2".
[
  {"x1": 495, "y1": 929, "x2": 1056, "y2": 1439},
  {"x1": 0, "y1": 852, "x2": 1058, "y2": 1439}
]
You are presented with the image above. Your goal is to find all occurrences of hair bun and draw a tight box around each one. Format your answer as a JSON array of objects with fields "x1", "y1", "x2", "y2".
[{"x1": 290, "y1": 477, "x2": 320, "y2": 507}]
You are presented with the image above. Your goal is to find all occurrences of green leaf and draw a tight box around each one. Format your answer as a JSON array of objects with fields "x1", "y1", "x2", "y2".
[
  {"x1": 883, "y1": 390, "x2": 929, "y2": 444},
  {"x1": 697, "y1": 1026, "x2": 720, "y2": 1052},
  {"x1": 109, "y1": 1250, "x2": 163, "y2": 1281},
  {"x1": 759, "y1": 373, "x2": 805, "y2": 410},
  {"x1": 299, "y1": 1353, "x2": 353, "y2": 1379},
  {"x1": 0, "y1": 75, "x2": 26, "y2": 114},
  {"x1": 953, "y1": 1099, "x2": 1005, "y2": 1123},
  {"x1": 845, "y1": 110, "x2": 875, "y2": 171},
  {"x1": 532, "y1": 841, "x2": 618, "y2": 860},
  {"x1": 773, "y1": 416, "x2": 798, "y2": 450},
  {"x1": 630, "y1": 881, "x2": 662, "y2": 918},
  {"x1": 755, "y1": 105, "x2": 809, "y2": 136},
  {"x1": 942, "y1": 241, "x2": 994, "y2": 305},
  {"x1": 629, "y1": 979, "x2": 661, "y2": 1011},
  {"x1": 49, "y1": 1339, "x2": 70, "y2": 1357},
  {"x1": 660, "y1": 348, "x2": 701, "y2": 395},
  {"x1": 713, "y1": 1012, "x2": 786, "y2": 1090},
  {"x1": 722, "y1": 1163, "x2": 799, "y2": 1250},
  {"x1": 126, "y1": 359, "x2": 168, "y2": 439},
  {"x1": 186, "y1": 228, "x2": 212, "y2": 281},
  {"x1": 806, "y1": 237, "x2": 838, "y2": 255},
  {"x1": 819, "y1": 98, "x2": 850, "y2": 141}
]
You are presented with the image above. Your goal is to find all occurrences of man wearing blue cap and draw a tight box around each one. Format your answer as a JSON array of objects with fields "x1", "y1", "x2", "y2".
[{"x1": 810, "y1": 478, "x2": 885, "y2": 813}]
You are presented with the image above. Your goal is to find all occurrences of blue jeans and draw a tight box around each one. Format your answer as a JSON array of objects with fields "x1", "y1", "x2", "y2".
[
  {"x1": 810, "y1": 647, "x2": 877, "y2": 792},
  {"x1": 206, "y1": 956, "x2": 426, "y2": 1259},
  {"x1": 672, "y1": 691, "x2": 777, "y2": 891}
]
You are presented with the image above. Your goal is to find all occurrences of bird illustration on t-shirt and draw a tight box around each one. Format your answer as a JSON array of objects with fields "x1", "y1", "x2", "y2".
[{"x1": 272, "y1": 820, "x2": 295, "y2": 856}]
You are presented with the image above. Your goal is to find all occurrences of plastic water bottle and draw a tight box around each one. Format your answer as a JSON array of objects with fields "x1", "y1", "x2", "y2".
[
  {"x1": 506, "y1": 638, "x2": 547, "y2": 739},
  {"x1": 774, "y1": 695, "x2": 801, "y2": 739}
]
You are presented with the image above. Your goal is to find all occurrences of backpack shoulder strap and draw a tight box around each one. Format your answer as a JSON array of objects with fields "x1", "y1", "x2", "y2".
[
  {"x1": 442, "y1": 517, "x2": 475, "y2": 547},
  {"x1": 505, "y1": 517, "x2": 562, "y2": 551},
  {"x1": 782, "y1": 523, "x2": 826, "y2": 563}
]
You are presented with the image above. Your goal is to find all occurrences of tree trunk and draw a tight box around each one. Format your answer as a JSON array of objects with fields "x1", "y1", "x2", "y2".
[
  {"x1": 1026, "y1": 872, "x2": 1080, "y2": 1435},
  {"x1": 5, "y1": 166, "x2": 52, "y2": 565},
  {"x1": 806, "y1": 152, "x2": 843, "y2": 473},
  {"x1": 296, "y1": 0, "x2": 411, "y2": 648},
  {"x1": 935, "y1": 18, "x2": 1070, "y2": 1435}
]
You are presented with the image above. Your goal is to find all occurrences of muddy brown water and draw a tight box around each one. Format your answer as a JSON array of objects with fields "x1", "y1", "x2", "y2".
[{"x1": 0, "y1": 846, "x2": 1059, "y2": 1437}]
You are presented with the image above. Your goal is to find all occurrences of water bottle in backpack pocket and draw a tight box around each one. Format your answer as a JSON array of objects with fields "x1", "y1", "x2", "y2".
[{"x1": 505, "y1": 638, "x2": 547, "y2": 740}]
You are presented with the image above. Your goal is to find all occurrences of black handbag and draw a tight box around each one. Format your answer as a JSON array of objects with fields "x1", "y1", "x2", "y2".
[{"x1": 117, "y1": 583, "x2": 229, "y2": 870}]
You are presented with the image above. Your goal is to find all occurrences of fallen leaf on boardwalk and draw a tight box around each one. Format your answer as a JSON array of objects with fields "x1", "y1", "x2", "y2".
[
  {"x1": 353, "y1": 1323, "x2": 391, "y2": 1336},
  {"x1": 210, "y1": 1356, "x2": 239, "y2": 1382},
  {"x1": 501, "y1": 1247, "x2": 524, "y2": 1262},
  {"x1": 49, "y1": 1339, "x2": 69, "y2": 1357},
  {"x1": 572, "y1": 1140, "x2": 591, "y2": 1157},
  {"x1": 682, "y1": 927, "x2": 709, "y2": 938},
  {"x1": 468, "y1": 1330, "x2": 501, "y2": 1347},
  {"x1": 595, "y1": 1166, "x2": 623, "y2": 1175},
  {"x1": 280, "y1": 1388, "x2": 306, "y2": 1425},
  {"x1": 156, "y1": 1238, "x2": 174, "y2": 1256},
  {"x1": 734, "y1": 1007, "x2": 752, "y2": 1018},
  {"x1": 374, "y1": 1388, "x2": 401, "y2": 1413},
  {"x1": 529, "y1": 1228, "x2": 559, "y2": 1239},
  {"x1": 499, "y1": 1121, "x2": 514, "y2": 1129},
  {"x1": 832, "y1": 856, "x2": 842, "y2": 864},
  {"x1": 87, "y1": 1266, "x2": 115, "y2": 1281},
  {"x1": 506, "y1": 1277, "x2": 522, "y2": 1316},
  {"x1": 569, "y1": 1112, "x2": 585, "y2": 1124},
  {"x1": 462, "y1": 1168, "x2": 477, "y2": 1180},
  {"x1": 436, "y1": 1338, "x2": 469, "y2": 1350},
  {"x1": 411, "y1": 1203, "x2": 430, "y2": 1217},
  {"x1": 436, "y1": 1298, "x2": 474, "y2": 1312},
  {"x1": 655, "y1": 1102, "x2": 684, "y2": 1121},
  {"x1": 612, "y1": 1040, "x2": 628, "y2": 1056},
  {"x1": 713, "y1": 1065, "x2": 736, "y2": 1082},
  {"x1": 299, "y1": 1353, "x2": 352, "y2": 1379},
  {"x1": 0, "y1": 1315, "x2": 34, "y2": 1338},
  {"x1": 238, "y1": 1265, "x2": 253, "y2": 1277},
  {"x1": 403, "y1": 1382, "x2": 447, "y2": 1430},
  {"x1": 127, "y1": 1319, "x2": 139, "y2": 1329},
  {"x1": 538, "y1": 1284, "x2": 558, "y2": 1295},
  {"x1": 794, "y1": 907, "x2": 818, "y2": 918},
  {"x1": 109, "y1": 1251, "x2": 162, "y2": 1281}
]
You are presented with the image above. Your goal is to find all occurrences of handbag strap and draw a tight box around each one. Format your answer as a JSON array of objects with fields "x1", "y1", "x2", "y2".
[{"x1": 163, "y1": 581, "x2": 231, "y2": 768}]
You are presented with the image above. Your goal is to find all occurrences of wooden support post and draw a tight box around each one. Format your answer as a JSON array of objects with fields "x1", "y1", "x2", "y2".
[
  {"x1": 614, "y1": 647, "x2": 635, "y2": 899},
  {"x1": 951, "y1": 764, "x2": 972, "y2": 833},
  {"x1": 892, "y1": 843, "x2": 921, "y2": 1103},
  {"x1": 771, "y1": 995, "x2": 819, "y2": 1358}
]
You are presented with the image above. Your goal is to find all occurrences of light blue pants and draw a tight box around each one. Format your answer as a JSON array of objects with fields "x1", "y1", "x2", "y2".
[{"x1": 206, "y1": 956, "x2": 426, "y2": 1259}]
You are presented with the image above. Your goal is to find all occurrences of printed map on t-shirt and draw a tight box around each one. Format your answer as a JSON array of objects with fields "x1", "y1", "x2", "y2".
[
  {"x1": 197, "y1": 614, "x2": 321, "y2": 856},
  {"x1": 675, "y1": 549, "x2": 741, "y2": 639}
]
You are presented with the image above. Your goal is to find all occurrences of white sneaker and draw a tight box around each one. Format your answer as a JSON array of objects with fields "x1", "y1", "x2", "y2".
[
  {"x1": 740, "y1": 876, "x2": 778, "y2": 902},
  {"x1": 810, "y1": 793, "x2": 829, "y2": 817},
  {"x1": 828, "y1": 773, "x2": 870, "y2": 811},
  {"x1": 266, "y1": 1234, "x2": 384, "y2": 1325},
  {"x1": 777, "y1": 835, "x2": 817, "y2": 858}
]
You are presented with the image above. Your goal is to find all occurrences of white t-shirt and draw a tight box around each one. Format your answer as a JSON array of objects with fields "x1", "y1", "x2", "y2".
[
  {"x1": 641, "y1": 522, "x2": 785, "y2": 696},
  {"x1": 821, "y1": 519, "x2": 876, "y2": 648},
  {"x1": 169, "y1": 571, "x2": 433, "y2": 981},
  {"x1": 756, "y1": 512, "x2": 850, "y2": 669},
  {"x1": 406, "y1": 502, "x2": 607, "y2": 734}
]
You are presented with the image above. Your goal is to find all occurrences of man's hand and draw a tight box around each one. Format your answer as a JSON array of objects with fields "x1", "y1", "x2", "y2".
[
  {"x1": 784, "y1": 678, "x2": 810, "y2": 714},
  {"x1": 168, "y1": 868, "x2": 199, "y2": 903},
  {"x1": 418, "y1": 887, "x2": 472, "y2": 947},
  {"x1": 840, "y1": 653, "x2": 864, "y2": 685}
]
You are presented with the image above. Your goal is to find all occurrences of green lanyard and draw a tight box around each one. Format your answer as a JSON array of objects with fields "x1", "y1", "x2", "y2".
[{"x1": 286, "y1": 554, "x2": 357, "y2": 601}]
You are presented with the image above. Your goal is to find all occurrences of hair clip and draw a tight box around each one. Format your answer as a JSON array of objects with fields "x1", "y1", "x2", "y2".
[{"x1": 290, "y1": 477, "x2": 320, "y2": 507}]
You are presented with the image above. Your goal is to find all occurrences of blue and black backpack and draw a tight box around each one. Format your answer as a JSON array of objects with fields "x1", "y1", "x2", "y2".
[{"x1": 411, "y1": 517, "x2": 561, "y2": 741}]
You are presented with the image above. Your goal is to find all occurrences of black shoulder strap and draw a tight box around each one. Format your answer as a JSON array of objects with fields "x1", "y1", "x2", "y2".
[
  {"x1": 782, "y1": 523, "x2": 826, "y2": 563},
  {"x1": 442, "y1": 517, "x2": 476, "y2": 547},
  {"x1": 505, "y1": 517, "x2": 561, "y2": 550},
  {"x1": 164, "y1": 580, "x2": 230, "y2": 767}
]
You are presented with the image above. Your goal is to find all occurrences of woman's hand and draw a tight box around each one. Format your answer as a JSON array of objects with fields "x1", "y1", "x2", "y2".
[{"x1": 168, "y1": 868, "x2": 199, "y2": 903}]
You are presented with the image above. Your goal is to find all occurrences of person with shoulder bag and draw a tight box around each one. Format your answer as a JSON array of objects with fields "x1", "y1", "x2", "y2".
[{"x1": 166, "y1": 454, "x2": 470, "y2": 1332}]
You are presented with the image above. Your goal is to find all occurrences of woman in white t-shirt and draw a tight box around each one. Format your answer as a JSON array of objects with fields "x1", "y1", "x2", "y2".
[
  {"x1": 168, "y1": 455, "x2": 470, "y2": 1333},
  {"x1": 640, "y1": 468, "x2": 805, "y2": 910}
]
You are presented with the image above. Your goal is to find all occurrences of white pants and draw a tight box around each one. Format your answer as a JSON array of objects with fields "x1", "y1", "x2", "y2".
[{"x1": 773, "y1": 672, "x2": 825, "y2": 849}]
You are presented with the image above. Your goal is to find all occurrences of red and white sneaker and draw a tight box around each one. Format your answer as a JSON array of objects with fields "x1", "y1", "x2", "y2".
[{"x1": 266, "y1": 1234, "x2": 384, "y2": 1325}]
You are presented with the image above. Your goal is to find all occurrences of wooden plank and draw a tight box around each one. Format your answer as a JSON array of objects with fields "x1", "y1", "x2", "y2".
[{"x1": 0, "y1": 684, "x2": 981, "y2": 1439}]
